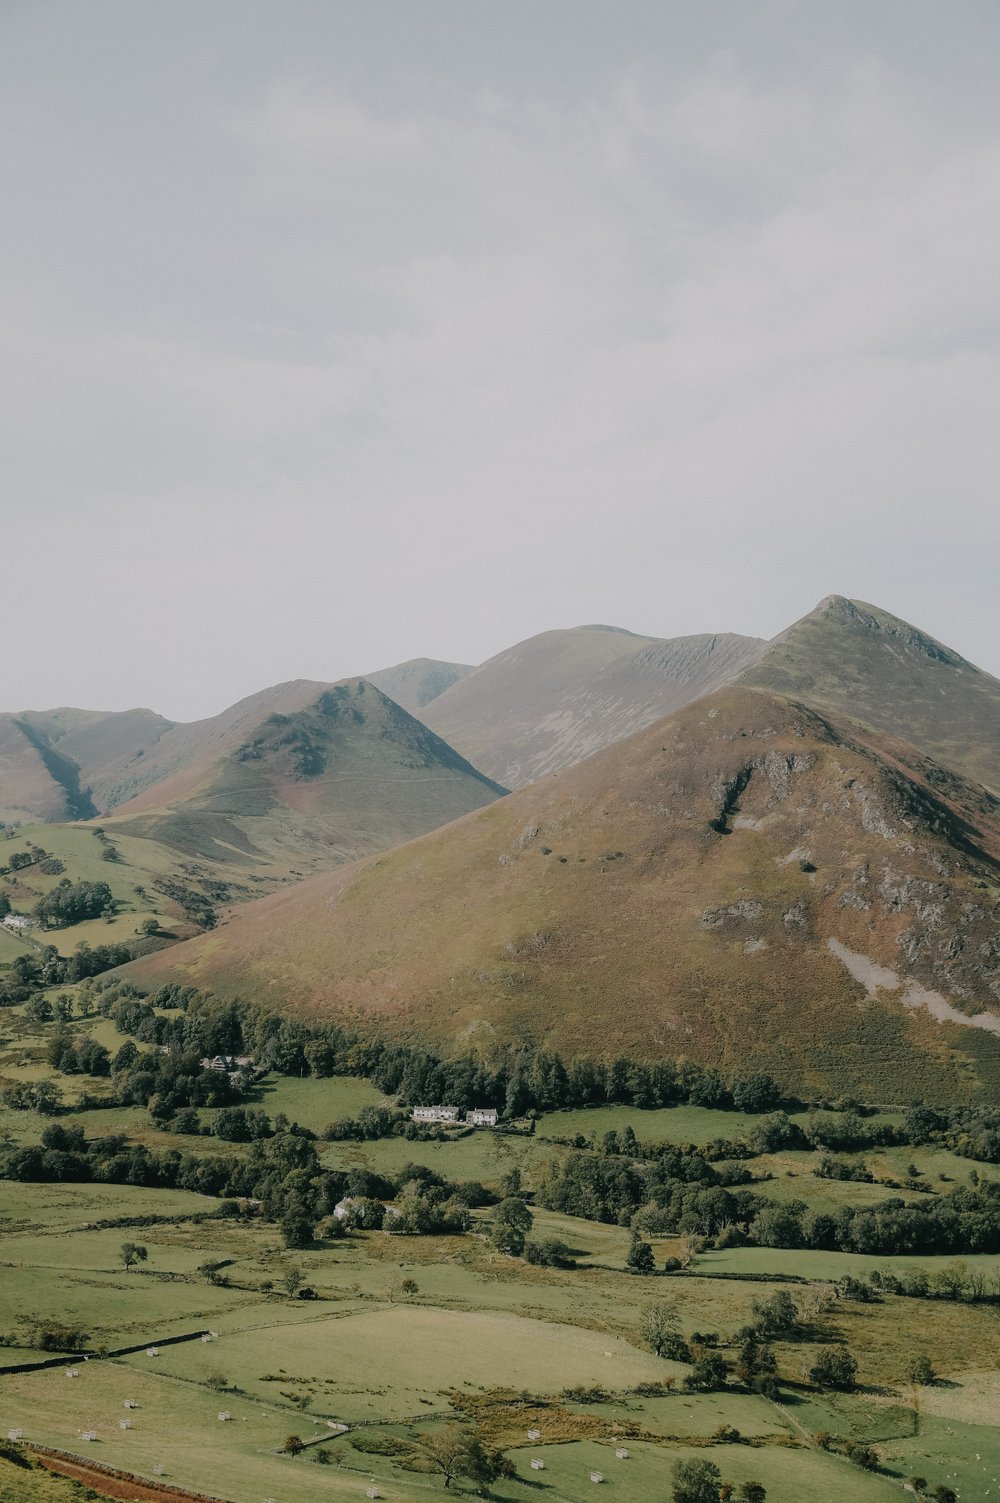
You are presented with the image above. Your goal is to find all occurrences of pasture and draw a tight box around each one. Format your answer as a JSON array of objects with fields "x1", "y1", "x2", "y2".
[{"x1": 2, "y1": 1175, "x2": 996, "y2": 1502}]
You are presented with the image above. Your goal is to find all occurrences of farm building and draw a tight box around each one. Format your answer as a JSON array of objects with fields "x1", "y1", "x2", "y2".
[
  {"x1": 465, "y1": 1107, "x2": 498, "y2": 1127},
  {"x1": 333, "y1": 1196, "x2": 383, "y2": 1224},
  {"x1": 2, "y1": 914, "x2": 30, "y2": 932},
  {"x1": 411, "y1": 1104, "x2": 459, "y2": 1123},
  {"x1": 199, "y1": 1054, "x2": 253, "y2": 1073}
]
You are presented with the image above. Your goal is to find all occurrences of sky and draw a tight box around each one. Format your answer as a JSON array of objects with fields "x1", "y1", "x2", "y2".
[{"x1": 3, "y1": 0, "x2": 1000, "y2": 720}]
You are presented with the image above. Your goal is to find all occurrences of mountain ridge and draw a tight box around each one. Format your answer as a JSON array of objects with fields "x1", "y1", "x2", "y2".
[
  {"x1": 420, "y1": 624, "x2": 768, "y2": 787},
  {"x1": 126, "y1": 677, "x2": 1000, "y2": 1103}
]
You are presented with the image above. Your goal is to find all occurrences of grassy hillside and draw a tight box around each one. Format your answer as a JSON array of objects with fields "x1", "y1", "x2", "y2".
[
  {"x1": 0, "y1": 820, "x2": 250, "y2": 959},
  {"x1": 421, "y1": 624, "x2": 766, "y2": 787},
  {"x1": 366, "y1": 656, "x2": 475, "y2": 712},
  {"x1": 0, "y1": 1448, "x2": 116, "y2": 1503},
  {"x1": 743, "y1": 594, "x2": 1000, "y2": 795},
  {"x1": 129, "y1": 685, "x2": 1000, "y2": 1102},
  {"x1": 0, "y1": 716, "x2": 94, "y2": 823},
  {"x1": 106, "y1": 680, "x2": 505, "y2": 877}
]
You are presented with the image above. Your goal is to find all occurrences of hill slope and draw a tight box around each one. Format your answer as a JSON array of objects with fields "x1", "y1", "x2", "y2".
[
  {"x1": 421, "y1": 624, "x2": 767, "y2": 787},
  {"x1": 108, "y1": 679, "x2": 506, "y2": 877},
  {"x1": 129, "y1": 684, "x2": 1000, "y2": 1103},
  {"x1": 743, "y1": 595, "x2": 1000, "y2": 795},
  {"x1": 366, "y1": 656, "x2": 475, "y2": 713}
]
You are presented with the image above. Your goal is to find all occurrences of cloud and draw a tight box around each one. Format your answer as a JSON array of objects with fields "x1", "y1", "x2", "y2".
[{"x1": 0, "y1": 7, "x2": 998, "y2": 714}]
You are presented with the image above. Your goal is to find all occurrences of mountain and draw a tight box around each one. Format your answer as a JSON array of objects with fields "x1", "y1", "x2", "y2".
[
  {"x1": 741, "y1": 595, "x2": 1000, "y2": 796},
  {"x1": 106, "y1": 679, "x2": 506, "y2": 877},
  {"x1": 420, "y1": 625, "x2": 767, "y2": 787},
  {"x1": 128, "y1": 680, "x2": 1000, "y2": 1103},
  {"x1": 365, "y1": 657, "x2": 475, "y2": 714}
]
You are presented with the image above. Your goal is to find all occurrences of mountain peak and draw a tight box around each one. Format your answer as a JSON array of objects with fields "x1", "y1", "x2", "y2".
[
  {"x1": 798, "y1": 595, "x2": 973, "y2": 671},
  {"x1": 744, "y1": 596, "x2": 999, "y2": 793}
]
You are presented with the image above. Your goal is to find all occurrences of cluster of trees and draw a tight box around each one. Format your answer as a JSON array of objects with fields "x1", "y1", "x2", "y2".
[
  {"x1": 150, "y1": 876, "x2": 217, "y2": 930},
  {"x1": 34, "y1": 880, "x2": 115, "y2": 929},
  {"x1": 1, "y1": 1079, "x2": 63, "y2": 1115},
  {"x1": 749, "y1": 1183, "x2": 1000, "y2": 1257},
  {"x1": 0, "y1": 942, "x2": 133, "y2": 1005},
  {"x1": 869, "y1": 1262, "x2": 1000, "y2": 1302},
  {"x1": 673, "y1": 1458, "x2": 766, "y2": 1502},
  {"x1": 323, "y1": 1104, "x2": 408, "y2": 1141},
  {"x1": 536, "y1": 1145, "x2": 757, "y2": 1237},
  {"x1": 88, "y1": 980, "x2": 793, "y2": 1122},
  {"x1": 3, "y1": 848, "x2": 46, "y2": 872},
  {"x1": 0, "y1": 1124, "x2": 492, "y2": 1252},
  {"x1": 906, "y1": 1103, "x2": 1000, "y2": 1166},
  {"x1": 532, "y1": 1139, "x2": 1000, "y2": 1259},
  {"x1": 79, "y1": 979, "x2": 1000, "y2": 1175},
  {"x1": 43, "y1": 1023, "x2": 249, "y2": 1117}
]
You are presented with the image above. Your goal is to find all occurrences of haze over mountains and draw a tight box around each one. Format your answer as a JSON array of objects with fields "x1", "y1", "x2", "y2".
[
  {"x1": 419, "y1": 626, "x2": 769, "y2": 788},
  {"x1": 116, "y1": 594, "x2": 1000, "y2": 1102},
  {"x1": 6, "y1": 592, "x2": 1000, "y2": 1101}
]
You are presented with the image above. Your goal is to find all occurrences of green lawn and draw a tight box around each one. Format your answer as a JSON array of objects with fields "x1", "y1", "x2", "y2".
[
  {"x1": 246, "y1": 1073, "x2": 390, "y2": 1129},
  {"x1": 536, "y1": 1103, "x2": 777, "y2": 1145}
]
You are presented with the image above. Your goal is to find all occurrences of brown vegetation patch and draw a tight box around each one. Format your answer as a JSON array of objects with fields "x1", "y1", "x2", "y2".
[{"x1": 32, "y1": 1449, "x2": 231, "y2": 1503}]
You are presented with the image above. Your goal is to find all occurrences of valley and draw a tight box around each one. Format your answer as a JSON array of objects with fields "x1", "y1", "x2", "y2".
[{"x1": 3, "y1": 594, "x2": 1000, "y2": 1503}]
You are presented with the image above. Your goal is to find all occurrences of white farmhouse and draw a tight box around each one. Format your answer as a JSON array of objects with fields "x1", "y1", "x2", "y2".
[
  {"x1": 411, "y1": 1105, "x2": 459, "y2": 1123},
  {"x1": 465, "y1": 1107, "x2": 498, "y2": 1128}
]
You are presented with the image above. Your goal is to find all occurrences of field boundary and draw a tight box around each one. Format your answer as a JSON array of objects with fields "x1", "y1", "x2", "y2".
[
  {"x1": 0, "y1": 1327, "x2": 210, "y2": 1376},
  {"x1": 29, "y1": 1444, "x2": 234, "y2": 1503}
]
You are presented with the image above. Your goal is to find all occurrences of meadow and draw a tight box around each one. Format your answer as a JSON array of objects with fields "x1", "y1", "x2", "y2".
[{"x1": 2, "y1": 1001, "x2": 1000, "y2": 1502}]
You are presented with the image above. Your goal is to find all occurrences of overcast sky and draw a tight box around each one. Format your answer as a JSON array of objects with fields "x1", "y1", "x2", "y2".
[{"x1": 3, "y1": 1, "x2": 999, "y2": 720}]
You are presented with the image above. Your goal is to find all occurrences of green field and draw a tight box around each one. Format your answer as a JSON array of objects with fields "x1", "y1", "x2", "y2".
[
  {"x1": 2, "y1": 1175, "x2": 997, "y2": 1503},
  {"x1": 536, "y1": 1102, "x2": 784, "y2": 1144},
  {"x1": 2, "y1": 1001, "x2": 999, "y2": 1503}
]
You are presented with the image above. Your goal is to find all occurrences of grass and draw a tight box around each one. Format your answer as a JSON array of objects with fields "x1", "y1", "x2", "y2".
[
  {"x1": 536, "y1": 1103, "x2": 778, "y2": 1145},
  {"x1": 506, "y1": 1436, "x2": 901, "y2": 1502},
  {"x1": 246, "y1": 1074, "x2": 390, "y2": 1130},
  {"x1": 321, "y1": 1126, "x2": 553, "y2": 1187},
  {"x1": 2, "y1": 1175, "x2": 998, "y2": 1502}
]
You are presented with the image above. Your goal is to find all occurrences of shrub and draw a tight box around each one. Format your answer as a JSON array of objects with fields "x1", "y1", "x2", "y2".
[{"x1": 810, "y1": 1347, "x2": 858, "y2": 1390}]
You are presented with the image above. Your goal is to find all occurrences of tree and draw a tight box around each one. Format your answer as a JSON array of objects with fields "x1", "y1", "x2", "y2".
[
  {"x1": 283, "y1": 1435, "x2": 304, "y2": 1455},
  {"x1": 908, "y1": 1354, "x2": 936, "y2": 1386},
  {"x1": 739, "y1": 1485, "x2": 767, "y2": 1503},
  {"x1": 524, "y1": 1235, "x2": 575, "y2": 1268},
  {"x1": 626, "y1": 1231, "x2": 655, "y2": 1274},
  {"x1": 934, "y1": 1487, "x2": 957, "y2": 1503},
  {"x1": 735, "y1": 1335, "x2": 778, "y2": 1392},
  {"x1": 673, "y1": 1456, "x2": 722, "y2": 1503},
  {"x1": 491, "y1": 1195, "x2": 533, "y2": 1256},
  {"x1": 676, "y1": 1232, "x2": 705, "y2": 1269},
  {"x1": 25, "y1": 996, "x2": 54, "y2": 1025},
  {"x1": 400, "y1": 1278, "x2": 419, "y2": 1297},
  {"x1": 281, "y1": 1265, "x2": 302, "y2": 1296},
  {"x1": 413, "y1": 1425, "x2": 507, "y2": 1489},
  {"x1": 809, "y1": 1346, "x2": 858, "y2": 1390},
  {"x1": 121, "y1": 1242, "x2": 148, "y2": 1272},
  {"x1": 751, "y1": 1290, "x2": 798, "y2": 1339},
  {"x1": 30, "y1": 1081, "x2": 63, "y2": 1116},
  {"x1": 686, "y1": 1351, "x2": 729, "y2": 1391},
  {"x1": 732, "y1": 1072, "x2": 781, "y2": 1114},
  {"x1": 640, "y1": 1300, "x2": 681, "y2": 1357},
  {"x1": 281, "y1": 1199, "x2": 315, "y2": 1249}
]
